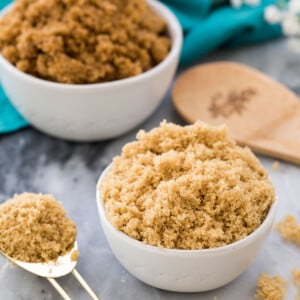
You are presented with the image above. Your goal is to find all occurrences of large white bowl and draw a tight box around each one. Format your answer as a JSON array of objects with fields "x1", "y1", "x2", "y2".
[
  {"x1": 0, "y1": 0, "x2": 182, "y2": 141},
  {"x1": 96, "y1": 166, "x2": 277, "y2": 292}
]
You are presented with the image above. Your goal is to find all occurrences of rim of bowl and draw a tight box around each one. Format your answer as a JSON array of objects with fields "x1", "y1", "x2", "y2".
[
  {"x1": 0, "y1": 0, "x2": 182, "y2": 90},
  {"x1": 96, "y1": 164, "x2": 277, "y2": 256}
]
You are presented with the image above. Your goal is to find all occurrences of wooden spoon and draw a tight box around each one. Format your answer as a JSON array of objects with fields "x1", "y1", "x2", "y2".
[{"x1": 172, "y1": 62, "x2": 300, "y2": 165}]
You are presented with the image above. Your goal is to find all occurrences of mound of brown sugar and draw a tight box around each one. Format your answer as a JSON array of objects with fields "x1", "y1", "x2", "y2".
[
  {"x1": 276, "y1": 215, "x2": 300, "y2": 246},
  {"x1": 99, "y1": 121, "x2": 275, "y2": 250},
  {"x1": 255, "y1": 274, "x2": 287, "y2": 300},
  {"x1": 0, "y1": 193, "x2": 76, "y2": 262},
  {"x1": 292, "y1": 269, "x2": 300, "y2": 300},
  {"x1": 0, "y1": 0, "x2": 171, "y2": 84}
]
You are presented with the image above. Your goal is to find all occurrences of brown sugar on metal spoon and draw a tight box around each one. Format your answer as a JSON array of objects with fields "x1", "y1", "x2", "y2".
[
  {"x1": 0, "y1": 193, "x2": 76, "y2": 263},
  {"x1": 0, "y1": 193, "x2": 99, "y2": 300}
]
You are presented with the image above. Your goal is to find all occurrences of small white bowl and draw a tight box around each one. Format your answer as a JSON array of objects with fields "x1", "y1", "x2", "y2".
[
  {"x1": 96, "y1": 166, "x2": 277, "y2": 292},
  {"x1": 0, "y1": 0, "x2": 182, "y2": 141}
]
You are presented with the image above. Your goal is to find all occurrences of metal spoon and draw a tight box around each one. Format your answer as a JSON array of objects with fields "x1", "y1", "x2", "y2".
[{"x1": 0, "y1": 241, "x2": 99, "y2": 300}]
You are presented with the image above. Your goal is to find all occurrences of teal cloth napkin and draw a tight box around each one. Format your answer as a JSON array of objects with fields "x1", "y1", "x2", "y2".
[
  {"x1": 0, "y1": 0, "x2": 282, "y2": 134},
  {"x1": 0, "y1": 0, "x2": 29, "y2": 133},
  {"x1": 161, "y1": 0, "x2": 281, "y2": 66}
]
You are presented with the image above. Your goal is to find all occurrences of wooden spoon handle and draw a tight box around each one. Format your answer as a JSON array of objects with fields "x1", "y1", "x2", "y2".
[{"x1": 237, "y1": 104, "x2": 300, "y2": 164}]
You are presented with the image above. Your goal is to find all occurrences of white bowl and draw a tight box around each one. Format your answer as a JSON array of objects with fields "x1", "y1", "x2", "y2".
[
  {"x1": 0, "y1": 0, "x2": 182, "y2": 141},
  {"x1": 96, "y1": 166, "x2": 277, "y2": 292}
]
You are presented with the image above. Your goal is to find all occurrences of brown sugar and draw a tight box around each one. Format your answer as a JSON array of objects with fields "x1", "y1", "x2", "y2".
[
  {"x1": 292, "y1": 269, "x2": 300, "y2": 300},
  {"x1": 293, "y1": 269, "x2": 300, "y2": 287},
  {"x1": 70, "y1": 250, "x2": 80, "y2": 262},
  {"x1": 255, "y1": 274, "x2": 287, "y2": 300},
  {"x1": 276, "y1": 215, "x2": 300, "y2": 246},
  {"x1": 0, "y1": 193, "x2": 76, "y2": 262},
  {"x1": 272, "y1": 161, "x2": 280, "y2": 171},
  {"x1": 0, "y1": 0, "x2": 171, "y2": 84},
  {"x1": 99, "y1": 121, "x2": 275, "y2": 250}
]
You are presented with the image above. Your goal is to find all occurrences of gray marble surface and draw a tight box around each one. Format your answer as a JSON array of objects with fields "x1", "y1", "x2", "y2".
[{"x1": 1, "y1": 38, "x2": 300, "y2": 300}]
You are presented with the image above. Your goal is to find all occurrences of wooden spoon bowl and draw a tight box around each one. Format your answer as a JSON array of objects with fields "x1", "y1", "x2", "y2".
[{"x1": 172, "y1": 62, "x2": 300, "y2": 165}]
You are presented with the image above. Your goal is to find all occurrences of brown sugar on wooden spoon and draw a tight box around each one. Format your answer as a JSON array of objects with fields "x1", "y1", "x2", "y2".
[{"x1": 172, "y1": 62, "x2": 300, "y2": 165}]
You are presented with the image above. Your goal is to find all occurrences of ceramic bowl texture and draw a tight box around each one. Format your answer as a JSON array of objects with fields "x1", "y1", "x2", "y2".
[
  {"x1": 96, "y1": 165, "x2": 277, "y2": 292},
  {"x1": 0, "y1": 0, "x2": 182, "y2": 141}
]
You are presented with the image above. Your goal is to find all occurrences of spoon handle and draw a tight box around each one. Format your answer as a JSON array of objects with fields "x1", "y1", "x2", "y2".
[
  {"x1": 47, "y1": 278, "x2": 71, "y2": 300},
  {"x1": 239, "y1": 104, "x2": 300, "y2": 165},
  {"x1": 72, "y1": 268, "x2": 100, "y2": 300}
]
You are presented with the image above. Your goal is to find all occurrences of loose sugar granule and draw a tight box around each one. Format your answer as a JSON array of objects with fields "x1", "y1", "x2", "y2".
[
  {"x1": 272, "y1": 161, "x2": 280, "y2": 171},
  {"x1": 276, "y1": 215, "x2": 300, "y2": 246},
  {"x1": 255, "y1": 274, "x2": 287, "y2": 300},
  {"x1": 292, "y1": 269, "x2": 300, "y2": 300}
]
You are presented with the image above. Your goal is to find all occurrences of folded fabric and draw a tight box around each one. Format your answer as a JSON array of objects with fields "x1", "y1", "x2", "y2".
[
  {"x1": 0, "y1": 0, "x2": 282, "y2": 134},
  {"x1": 161, "y1": 0, "x2": 282, "y2": 66},
  {"x1": 0, "y1": 88, "x2": 28, "y2": 133},
  {"x1": 0, "y1": 0, "x2": 29, "y2": 133}
]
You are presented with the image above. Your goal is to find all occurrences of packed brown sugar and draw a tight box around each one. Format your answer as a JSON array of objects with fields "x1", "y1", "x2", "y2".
[
  {"x1": 99, "y1": 121, "x2": 275, "y2": 250},
  {"x1": 0, "y1": 0, "x2": 171, "y2": 84},
  {"x1": 0, "y1": 193, "x2": 77, "y2": 262}
]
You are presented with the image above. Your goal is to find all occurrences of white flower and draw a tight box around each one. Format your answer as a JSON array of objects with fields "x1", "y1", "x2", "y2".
[
  {"x1": 289, "y1": 0, "x2": 300, "y2": 14},
  {"x1": 230, "y1": 0, "x2": 242, "y2": 8},
  {"x1": 288, "y1": 37, "x2": 300, "y2": 54},
  {"x1": 265, "y1": 1, "x2": 300, "y2": 55},
  {"x1": 282, "y1": 15, "x2": 300, "y2": 36},
  {"x1": 264, "y1": 5, "x2": 283, "y2": 24},
  {"x1": 230, "y1": 0, "x2": 260, "y2": 8},
  {"x1": 245, "y1": 0, "x2": 260, "y2": 6}
]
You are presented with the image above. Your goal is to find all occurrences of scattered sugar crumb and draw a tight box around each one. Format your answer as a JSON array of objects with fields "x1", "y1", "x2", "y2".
[
  {"x1": 276, "y1": 215, "x2": 300, "y2": 246},
  {"x1": 292, "y1": 269, "x2": 300, "y2": 288},
  {"x1": 255, "y1": 274, "x2": 287, "y2": 300},
  {"x1": 292, "y1": 269, "x2": 300, "y2": 300},
  {"x1": 272, "y1": 161, "x2": 280, "y2": 171},
  {"x1": 70, "y1": 250, "x2": 80, "y2": 262}
]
